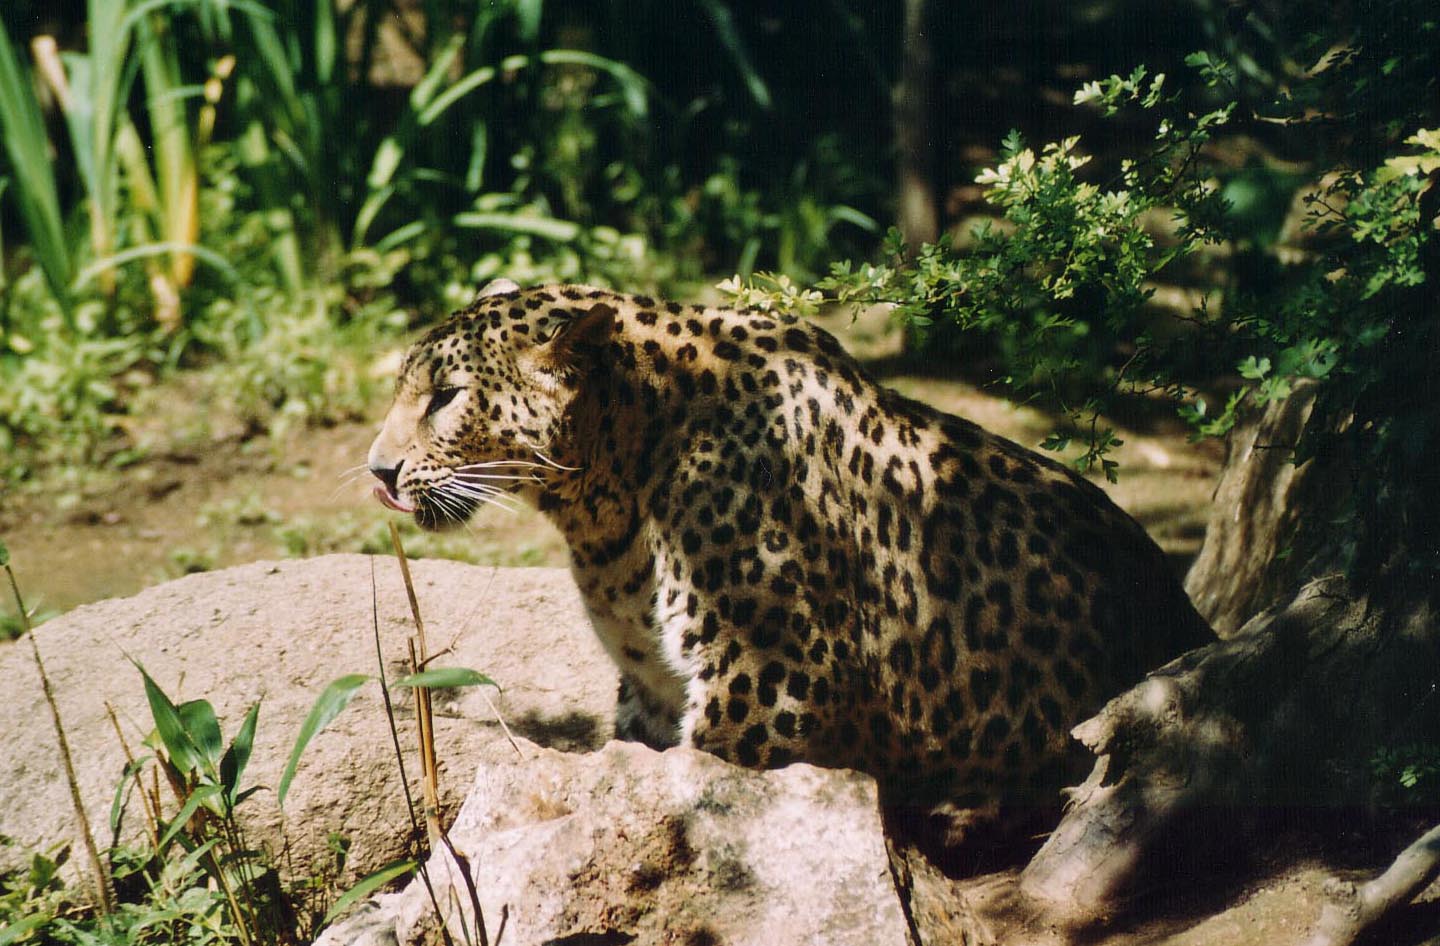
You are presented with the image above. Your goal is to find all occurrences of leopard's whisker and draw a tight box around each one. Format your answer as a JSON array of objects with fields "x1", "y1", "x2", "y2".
[
  {"x1": 444, "y1": 481, "x2": 524, "y2": 515},
  {"x1": 452, "y1": 472, "x2": 544, "y2": 483},
  {"x1": 331, "y1": 466, "x2": 374, "y2": 500},
  {"x1": 531, "y1": 450, "x2": 582, "y2": 472},
  {"x1": 458, "y1": 459, "x2": 552, "y2": 470}
]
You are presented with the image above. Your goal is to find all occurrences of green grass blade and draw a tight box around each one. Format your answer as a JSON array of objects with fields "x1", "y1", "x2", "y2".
[
  {"x1": 453, "y1": 210, "x2": 582, "y2": 241},
  {"x1": 0, "y1": 18, "x2": 73, "y2": 314},
  {"x1": 515, "y1": 0, "x2": 544, "y2": 44},
  {"x1": 279, "y1": 673, "x2": 373, "y2": 806},
  {"x1": 321, "y1": 858, "x2": 417, "y2": 927},
  {"x1": 83, "y1": 0, "x2": 138, "y2": 282},
  {"x1": 137, "y1": 13, "x2": 199, "y2": 290},
  {"x1": 392, "y1": 667, "x2": 500, "y2": 691},
  {"x1": 695, "y1": 0, "x2": 771, "y2": 109},
  {"x1": 73, "y1": 241, "x2": 240, "y2": 290},
  {"x1": 417, "y1": 64, "x2": 498, "y2": 126},
  {"x1": 109, "y1": 755, "x2": 153, "y2": 837},
  {"x1": 538, "y1": 50, "x2": 650, "y2": 118},
  {"x1": 314, "y1": 0, "x2": 338, "y2": 85}
]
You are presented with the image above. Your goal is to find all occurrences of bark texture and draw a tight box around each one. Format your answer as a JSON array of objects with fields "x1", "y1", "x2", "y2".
[
  {"x1": 1020, "y1": 388, "x2": 1440, "y2": 928},
  {"x1": 894, "y1": 0, "x2": 938, "y2": 249},
  {"x1": 1302, "y1": 822, "x2": 1440, "y2": 946}
]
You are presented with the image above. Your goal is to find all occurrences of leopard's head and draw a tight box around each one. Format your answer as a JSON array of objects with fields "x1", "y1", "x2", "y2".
[{"x1": 367, "y1": 281, "x2": 615, "y2": 530}]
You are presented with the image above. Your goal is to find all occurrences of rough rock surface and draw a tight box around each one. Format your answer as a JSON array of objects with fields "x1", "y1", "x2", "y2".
[
  {"x1": 0, "y1": 556, "x2": 615, "y2": 883},
  {"x1": 315, "y1": 738, "x2": 913, "y2": 946}
]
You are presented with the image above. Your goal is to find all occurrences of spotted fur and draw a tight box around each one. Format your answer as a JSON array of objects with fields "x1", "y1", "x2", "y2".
[{"x1": 368, "y1": 285, "x2": 1213, "y2": 805}]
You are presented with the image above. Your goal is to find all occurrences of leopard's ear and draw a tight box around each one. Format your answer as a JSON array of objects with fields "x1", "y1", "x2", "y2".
[
  {"x1": 542, "y1": 302, "x2": 616, "y2": 380},
  {"x1": 475, "y1": 278, "x2": 520, "y2": 301}
]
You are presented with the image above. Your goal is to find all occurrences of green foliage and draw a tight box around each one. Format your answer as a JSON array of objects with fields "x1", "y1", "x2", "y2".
[
  {"x1": 279, "y1": 663, "x2": 498, "y2": 806},
  {"x1": 0, "y1": 666, "x2": 296, "y2": 946},
  {"x1": 0, "y1": 0, "x2": 883, "y2": 486},
  {"x1": 1371, "y1": 743, "x2": 1440, "y2": 805},
  {"x1": 130, "y1": 664, "x2": 282, "y2": 943},
  {"x1": 727, "y1": 4, "x2": 1438, "y2": 540},
  {"x1": 0, "y1": 17, "x2": 73, "y2": 317}
]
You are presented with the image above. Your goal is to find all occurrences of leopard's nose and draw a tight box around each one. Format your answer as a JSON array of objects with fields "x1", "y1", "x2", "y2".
[{"x1": 370, "y1": 458, "x2": 404, "y2": 495}]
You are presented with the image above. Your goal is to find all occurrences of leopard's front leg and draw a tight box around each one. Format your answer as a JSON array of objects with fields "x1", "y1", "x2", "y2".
[{"x1": 672, "y1": 615, "x2": 839, "y2": 772}]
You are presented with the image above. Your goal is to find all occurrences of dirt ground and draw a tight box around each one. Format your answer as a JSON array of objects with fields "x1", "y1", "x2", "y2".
[{"x1": 0, "y1": 304, "x2": 1220, "y2": 620}]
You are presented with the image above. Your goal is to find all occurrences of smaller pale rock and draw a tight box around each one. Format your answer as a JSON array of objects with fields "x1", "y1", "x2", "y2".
[{"x1": 318, "y1": 739, "x2": 912, "y2": 946}]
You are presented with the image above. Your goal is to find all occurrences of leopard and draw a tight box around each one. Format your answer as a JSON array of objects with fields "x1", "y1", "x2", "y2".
[{"x1": 367, "y1": 279, "x2": 1213, "y2": 809}]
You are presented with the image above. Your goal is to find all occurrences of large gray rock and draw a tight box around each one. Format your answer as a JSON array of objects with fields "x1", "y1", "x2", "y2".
[
  {"x1": 316, "y1": 738, "x2": 914, "y2": 946},
  {"x1": 0, "y1": 556, "x2": 615, "y2": 884}
]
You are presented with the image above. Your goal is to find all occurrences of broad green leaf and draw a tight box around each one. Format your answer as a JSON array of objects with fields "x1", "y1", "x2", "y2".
[
  {"x1": 135, "y1": 662, "x2": 202, "y2": 775},
  {"x1": 321, "y1": 858, "x2": 417, "y2": 926},
  {"x1": 157, "y1": 784, "x2": 220, "y2": 851},
  {"x1": 220, "y1": 703, "x2": 260, "y2": 807},
  {"x1": 178, "y1": 698, "x2": 223, "y2": 771},
  {"x1": 392, "y1": 667, "x2": 500, "y2": 691},
  {"x1": 279, "y1": 674, "x2": 372, "y2": 806},
  {"x1": 0, "y1": 914, "x2": 48, "y2": 945},
  {"x1": 1238, "y1": 355, "x2": 1272, "y2": 380}
]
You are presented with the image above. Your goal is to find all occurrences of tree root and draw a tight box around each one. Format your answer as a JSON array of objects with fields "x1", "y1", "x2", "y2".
[
  {"x1": 1020, "y1": 576, "x2": 1377, "y2": 925},
  {"x1": 1302, "y1": 821, "x2": 1440, "y2": 946}
]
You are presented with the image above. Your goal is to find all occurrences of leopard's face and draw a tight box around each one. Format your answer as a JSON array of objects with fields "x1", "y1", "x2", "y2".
[{"x1": 367, "y1": 288, "x2": 614, "y2": 530}]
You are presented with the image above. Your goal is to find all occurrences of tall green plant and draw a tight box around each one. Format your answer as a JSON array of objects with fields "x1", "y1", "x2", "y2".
[{"x1": 0, "y1": 20, "x2": 74, "y2": 324}]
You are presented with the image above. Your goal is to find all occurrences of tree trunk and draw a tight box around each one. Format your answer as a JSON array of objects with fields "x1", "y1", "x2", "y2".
[
  {"x1": 894, "y1": 0, "x2": 938, "y2": 250},
  {"x1": 1018, "y1": 387, "x2": 1440, "y2": 931}
]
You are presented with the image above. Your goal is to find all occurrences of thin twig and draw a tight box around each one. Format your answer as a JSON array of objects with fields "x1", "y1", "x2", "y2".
[
  {"x1": 105, "y1": 703, "x2": 160, "y2": 849},
  {"x1": 370, "y1": 558, "x2": 422, "y2": 842},
  {"x1": 10, "y1": 564, "x2": 113, "y2": 914},
  {"x1": 478, "y1": 690, "x2": 523, "y2": 759},
  {"x1": 439, "y1": 831, "x2": 489, "y2": 946},
  {"x1": 372, "y1": 556, "x2": 455, "y2": 946},
  {"x1": 390, "y1": 523, "x2": 442, "y2": 846}
]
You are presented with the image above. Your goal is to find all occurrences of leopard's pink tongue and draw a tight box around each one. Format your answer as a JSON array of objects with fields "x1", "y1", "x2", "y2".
[{"x1": 373, "y1": 485, "x2": 416, "y2": 513}]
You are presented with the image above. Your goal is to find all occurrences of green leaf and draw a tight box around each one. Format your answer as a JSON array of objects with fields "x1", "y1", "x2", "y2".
[
  {"x1": 0, "y1": 914, "x2": 49, "y2": 945},
  {"x1": 279, "y1": 674, "x2": 373, "y2": 806},
  {"x1": 0, "y1": 540, "x2": 8, "y2": 567},
  {"x1": 696, "y1": 0, "x2": 770, "y2": 110},
  {"x1": 322, "y1": 858, "x2": 418, "y2": 927},
  {"x1": 1237, "y1": 355, "x2": 1271, "y2": 380},
  {"x1": 220, "y1": 703, "x2": 260, "y2": 807},
  {"x1": 0, "y1": 17, "x2": 73, "y2": 317},
  {"x1": 135, "y1": 662, "x2": 202, "y2": 776},
  {"x1": 538, "y1": 50, "x2": 650, "y2": 118},
  {"x1": 514, "y1": 0, "x2": 544, "y2": 43},
  {"x1": 453, "y1": 211, "x2": 582, "y2": 242},
  {"x1": 157, "y1": 783, "x2": 221, "y2": 851},
  {"x1": 392, "y1": 667, "x2": 500, "y2": 691},
  {"x1": 110, "y1": 755, "x2": 152, "y2": 837},
  {"x1": 178, "y1": 698, "x2": 223, "y2": 772}
]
